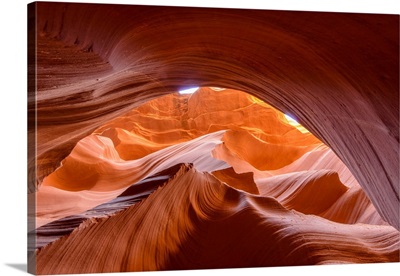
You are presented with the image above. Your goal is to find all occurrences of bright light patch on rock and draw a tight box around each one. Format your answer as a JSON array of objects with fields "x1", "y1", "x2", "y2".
[
  {"x1": 179, "y1": 87, "x2": 199, "y2": 94},
  {"x1": 284, "y1": 114, "x2": 309, "y2": 133}
]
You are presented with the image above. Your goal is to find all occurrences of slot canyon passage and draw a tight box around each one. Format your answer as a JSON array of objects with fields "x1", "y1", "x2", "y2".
[{"x1": 27, "y1": 2, "x2": 400, "y2": 274}]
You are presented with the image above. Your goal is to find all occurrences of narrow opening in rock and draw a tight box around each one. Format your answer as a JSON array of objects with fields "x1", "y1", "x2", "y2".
[{"x1": 178, "y1": 87, "x2": 199, "y2": 94}]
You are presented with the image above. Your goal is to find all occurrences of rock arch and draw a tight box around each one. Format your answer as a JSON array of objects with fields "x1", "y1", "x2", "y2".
[{"x1": 29, "y1": 3, "x2": 399, "y2": 229}]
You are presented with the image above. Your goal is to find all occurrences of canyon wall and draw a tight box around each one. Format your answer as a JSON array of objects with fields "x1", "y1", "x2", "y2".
[
  {"x1": 29, "y1": 2, "x2": 399, "y2": 229},
  {"x1": 28, "y1": 2, "x2": 399, "y2": 274},
  {"x1": 32, "y1": 88, "x2": 398, "y2": 273}
]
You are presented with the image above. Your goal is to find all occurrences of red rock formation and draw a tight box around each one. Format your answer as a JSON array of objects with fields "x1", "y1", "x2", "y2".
[
  {"x1": 31, "y1": 87, "x2": 398, "y2": 273},
  {"x1": 28, "y1": 2, "x2": 399, "y2": 229},
  {"x1": 34, "y1": 88, "x2": 325, "y2": 224},
  {"x1": 28, "y1": 2, "x2": 400, "y2": 274},
  {"x1": 212, "y1": 167, "x2": 259, "y2": 195},
  {"x1": 35, "y1": 164, "x2": 399, "y2": 274}
]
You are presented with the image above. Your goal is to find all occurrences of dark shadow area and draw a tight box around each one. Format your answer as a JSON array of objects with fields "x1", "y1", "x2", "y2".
[{"x1": 6, "y1": 263, "x2": 27, "y2": 273}]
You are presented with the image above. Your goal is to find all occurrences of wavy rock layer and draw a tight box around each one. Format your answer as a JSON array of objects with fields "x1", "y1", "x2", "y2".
[
  {"x1": 29, "y1": 3, "x2": 399, "y2": 230},
  {"x1": 32, "y1": 163, "x2": 183, "y2": 251},
  {"x1": 34, "y1": 88, "x2": 348, "y2": 226},
  {"x1": 33, "y1": 87, "x2": 399, "y2": 274},
  {"x1": 36, "y1": 164, "x2": 399, "y2": 274},
  {"x1": 35, "y1": 130, "x2": 229, "y2": 227}
]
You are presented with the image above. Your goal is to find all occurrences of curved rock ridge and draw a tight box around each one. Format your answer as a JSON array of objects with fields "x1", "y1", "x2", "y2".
[
  {"x1": 30, "y1": 3, "x2": 399, "y2": 229},
  {"x1": 35, "y1": 164, "x2": 399, "y2": 274},
  {"x1": 36, "y1": 88, "x2": 387, "y2": 228},
  {"x1": 221, "y1": 129, "x2": 319, "y2": 170},
  {"x1": 30, "y1": 3, "x2": 400, "y2": 271},
  {"x1": 213, "y1": 139, "x2": 388, "y2": 225},
  {"x1": 31, "y1": 163, "x2": 183, "y2": 252},
  {"x1": 35, "y1": 87, "x2": 322, "y2": 223},
  {"x1": 93, "y1": 88, "x2": 321, "y2": 159},
  {"x1": 36, "y1": 130, "x2": 229, "y2": 227},
  {"x1": 257, "y1": 169, "x2": 349, "y2": 215},
  {"x1": 212, "y1": 167, "x2": 259, "y2": 195},
  {"x1": 32, "y1": 87, "x2": 398, "y2": 274}
]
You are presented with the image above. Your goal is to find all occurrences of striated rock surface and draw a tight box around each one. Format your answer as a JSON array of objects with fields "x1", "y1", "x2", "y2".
[
  {"x1": 29, "y1": 2, "x2": 399, "y2": 274},
  {"x1": 29, "y1": 3, "x2": 399, "y2": 229},
  {"x1": 36, "y1": 164, "x2": 398, "y2": 274},
  {"x1": 32, "y1": 87, "x2": 399, "y2": 273}
]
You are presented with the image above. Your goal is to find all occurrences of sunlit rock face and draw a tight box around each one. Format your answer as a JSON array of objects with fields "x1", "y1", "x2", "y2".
[
  {"x1": 32, "y1": 88, "x2": 399, "y2": 274},
  {"x1": 28, "y1": 2, "x2": 399, "y2": 274}
]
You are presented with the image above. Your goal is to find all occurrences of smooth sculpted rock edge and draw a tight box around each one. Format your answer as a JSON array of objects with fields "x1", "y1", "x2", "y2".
[
  {"x1": 28, "y1": 3, "x2": 400, "y2": 274},
  {"x1": 35, "y1": 164, "x2": 399, "y2": 274},
  {"x1": 31, "y1": 88, "x2": 399, "y2": 274},
  {"x1": 29, "y1": 3, "x2": 399, "y2": 229}
]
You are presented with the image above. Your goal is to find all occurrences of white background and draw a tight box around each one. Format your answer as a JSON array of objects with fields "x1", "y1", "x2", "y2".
[{"x1": 0, "y1": 0, "x2": 399, "y2": 275}]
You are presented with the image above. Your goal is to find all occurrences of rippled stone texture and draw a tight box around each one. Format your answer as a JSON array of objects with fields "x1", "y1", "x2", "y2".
[
  {"x1": 28, "y1": 2, "x2": 399, "y2": 274},
  {"x1": 31, "y1": 88, "x2": 399, "y2": 273}
]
